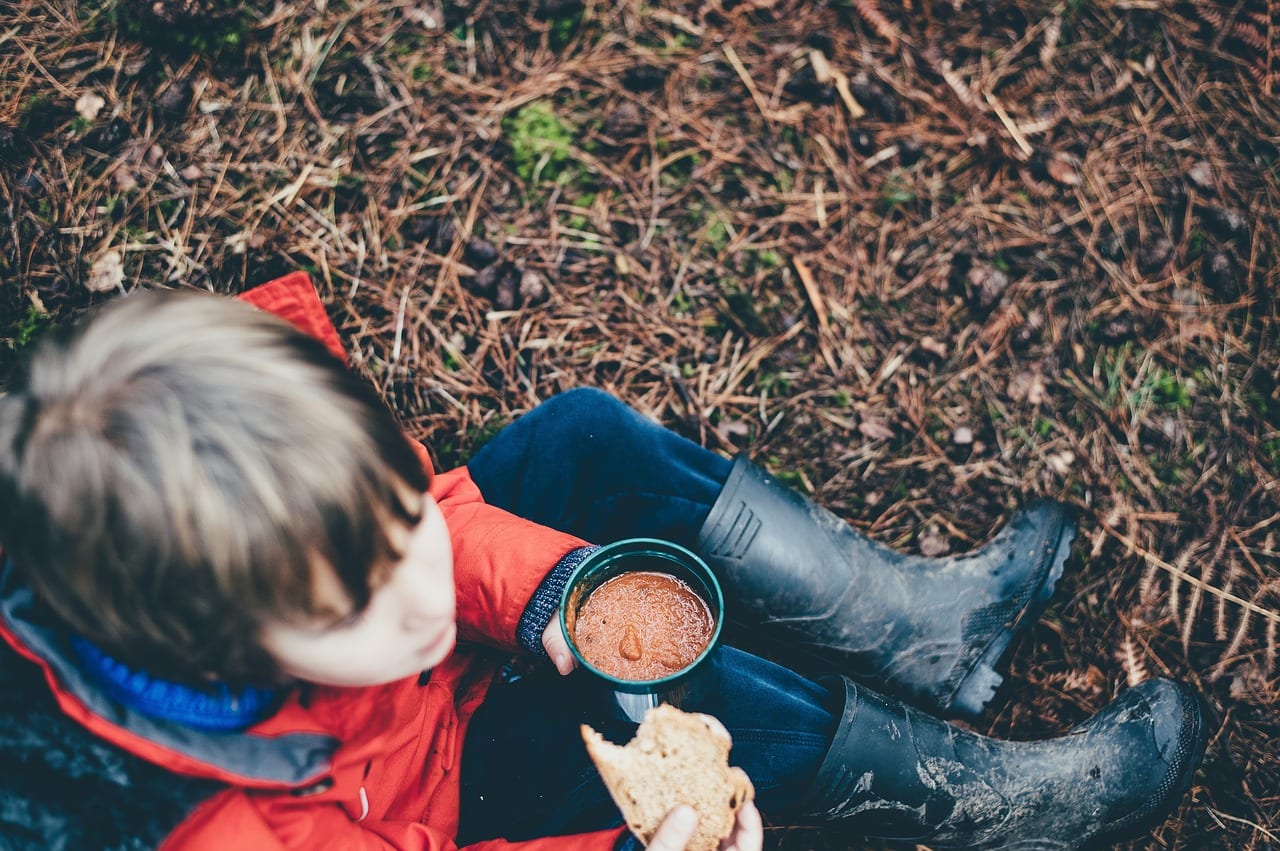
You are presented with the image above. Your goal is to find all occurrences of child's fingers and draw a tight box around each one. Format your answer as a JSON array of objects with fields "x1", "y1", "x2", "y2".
[
  {"x1": 721, "y1": 801, "x2": 763, "y2": 851},
  {"x1": 692, "y1": 713, "x2": 731, "y2": 742},
  {"x1": 540, "y1": 619, "x2": 577, "y2": 675},
  {"x1": 647, "y1": 806, "x2": 699, "y2": 851}
]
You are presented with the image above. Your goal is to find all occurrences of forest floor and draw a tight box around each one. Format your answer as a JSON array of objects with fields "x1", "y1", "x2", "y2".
[{"x1": 1, "y1": 0, "x2": 1277, "y2": 848}]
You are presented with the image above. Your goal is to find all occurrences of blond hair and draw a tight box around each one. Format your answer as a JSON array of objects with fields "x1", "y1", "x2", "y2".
[{"x1": 0, "y1": 289, "x2": 430, "y2": 686}]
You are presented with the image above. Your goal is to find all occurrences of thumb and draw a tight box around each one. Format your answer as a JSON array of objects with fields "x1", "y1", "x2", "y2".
[
  {"x1": 540, "y1": 619, "x2": 577, "y2": 676},
  {"x1": 646, "y1": 806, "x2": 699, "y2": 851}
]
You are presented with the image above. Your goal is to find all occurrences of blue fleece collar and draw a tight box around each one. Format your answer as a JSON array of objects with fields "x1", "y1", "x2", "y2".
[{"x1": 70, "y1": 636, "x2": 280, "y2": 733}]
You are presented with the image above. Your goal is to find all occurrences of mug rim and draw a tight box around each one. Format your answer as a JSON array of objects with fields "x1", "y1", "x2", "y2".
[{"x1": 559, "y1": 537, "x2": 724, "y2": 692}]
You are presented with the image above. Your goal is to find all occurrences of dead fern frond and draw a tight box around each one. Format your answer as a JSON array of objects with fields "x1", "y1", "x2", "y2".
[
  {"x1": 851, "y1": 0, "x2": 900, "y2": 50},
  {"x1": 1211, "y1": 605, "x2": 1252, "y2": 682},
  {"x1": 1101, "y1": 518, "x2": 1280, "y2": 689},
  {"x1": 1178, "y1": 548, "x2": 1203, "y2": 655},
  {"x1": 1267, "y1": 613, "x2": 1278, "y2": 674},
  {"x1": 1139, "y1": 550, "x2": 1162, "y2": 605},
  {"x1": 1193, "y1": 1, "x2": 1225, "y2": 30},
  {"x1": 1214, "y1": 557, "x2": 1242, "y2": 642},
  {"x1": 1247, "y1": 64, "x2": 1277, "y2": 94},
  {"x1": 1189, "y1": 0, "x2": 1274, "y2": 91},
  {"x1": 1061, "y1": 667, "x2": 1104, "y2": 699},
  {"x1": 1230, "y1": 17, "x2": 1270, "y2": 53},
  {"x1": 1040, "y1": 13, "x2": 1062, "y2": 68},
  {"x1": 1119, "y1": 633, "x2": 1150, "y2": 687}
]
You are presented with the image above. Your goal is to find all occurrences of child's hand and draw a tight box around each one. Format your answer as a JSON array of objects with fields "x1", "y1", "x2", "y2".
[
  {"x1": 719, "y1": 800, "x2": 764, "y2": 851},
  {"x1": 646, "y1": 802, "x2": 764, "y2": 851},
  {"x1": 540, "y1": 618, "x2": 577, "y2": 676}
]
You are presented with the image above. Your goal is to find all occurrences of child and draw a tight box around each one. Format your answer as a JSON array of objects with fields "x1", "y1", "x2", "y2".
[{"x1": 0, "y1": 273, "x2": 1208, "y2": 850}]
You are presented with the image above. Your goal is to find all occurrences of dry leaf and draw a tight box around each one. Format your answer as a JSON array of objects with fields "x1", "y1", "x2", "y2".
[
  {"x1": 1229, "y1": 663, "x2": 1273, "y2": 706},
  {"x1": 918, "y1": 524, "x2": 950, "y2": 557},
  {"x1": 519, "y1": 269, "x2": 549, "y2": 305},
  {"x1": 113, "y1": 169, "x2": 138, "y2": 192},
  {"x1": 966, "y1": 263, "x2": 1010, "y2": 309},
  {"x1": 1008, "y1": 370, "x2": 1047, "y2": 405},
  {"x1": 225, "y1": 231, "x2": 251, "y2": 254},
  {"x1": 86, "y1": 250, "x2": 125, "y2": 293},
  {"x1": 715, "y1": 418, "x2": 751, "y2": 444},
  {"x1": 1187, "y1": 160, "x2": 1214, "y2": 190},
  {"x1": 75, "y1": 92, "x2": 106, "y2": 121},
  {"x1": 858, "y1": 419, "x2": 894, "y2": 440},
  {"x1": 918, "y1": 335, "x2": 948, "y2": 358},
  {"x1": 1045, "y1": 154, "x2": 1082, "y2": 186},
  {"x1": 1046, "y1": 450, "x2": 1075, "y2": 475},
  {"x1": 403, "y1": 2, "x2": 443, "y2": 29}
]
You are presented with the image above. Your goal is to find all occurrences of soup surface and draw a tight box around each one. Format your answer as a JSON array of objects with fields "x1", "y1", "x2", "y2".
[{"x1": 571, "y1": 570, "x2": 715, "y2": 681}]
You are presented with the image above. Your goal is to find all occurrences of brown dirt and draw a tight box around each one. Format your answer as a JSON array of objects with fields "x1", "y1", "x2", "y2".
[{"x1": 1, "y1": 0, "x2": 1277, "y2": 848}]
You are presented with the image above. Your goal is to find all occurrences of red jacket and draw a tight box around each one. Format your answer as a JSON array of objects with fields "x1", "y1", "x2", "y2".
[{"x1": 0, "y1": 272, "x2": 626, "y2": 851}]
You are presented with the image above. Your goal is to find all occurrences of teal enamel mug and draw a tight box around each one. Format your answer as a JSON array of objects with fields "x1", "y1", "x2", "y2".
[{"x1": 559, "y1": 538, "x2": 725, "y2": 722}]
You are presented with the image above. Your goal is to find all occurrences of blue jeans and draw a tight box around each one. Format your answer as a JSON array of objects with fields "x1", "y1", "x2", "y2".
[
  {"x1": 467, "y1": 386, "x2": 731, "y2": 545},
  {"x1": 459, "y1": 389, "x2": 835, "y2": 842}
]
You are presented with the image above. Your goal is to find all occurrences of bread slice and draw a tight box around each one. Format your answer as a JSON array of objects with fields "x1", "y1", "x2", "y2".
[{"x1": 581, "y1": 704, "x2": 755, "y2": 851}]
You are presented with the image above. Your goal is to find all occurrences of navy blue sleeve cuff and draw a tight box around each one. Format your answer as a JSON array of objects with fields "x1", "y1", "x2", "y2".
[{"x1": 515, "y1": 545, "x2": 599, "y2": 657}]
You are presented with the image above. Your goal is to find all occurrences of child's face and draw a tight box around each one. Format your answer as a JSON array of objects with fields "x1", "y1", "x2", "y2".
[{"x1": 259, "y1": 493, "x2": 457, "y2": 688}]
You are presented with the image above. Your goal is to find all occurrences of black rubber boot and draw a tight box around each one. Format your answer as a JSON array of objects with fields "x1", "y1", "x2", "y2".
[
  {"x1": 697, "y1": 456, "x2": 1076, "y2": 718},
  {"x1": 805, "y1": 675, "x2": 1209, "y2": 849}
]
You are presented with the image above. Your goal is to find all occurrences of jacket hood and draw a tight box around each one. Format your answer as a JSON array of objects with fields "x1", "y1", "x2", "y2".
[
  {"x1": 0, "y1": 622, "x2": 225, "y2": 851},
  {"x1": 0, "y1": 560, "x2": 339, "y2": 788}
]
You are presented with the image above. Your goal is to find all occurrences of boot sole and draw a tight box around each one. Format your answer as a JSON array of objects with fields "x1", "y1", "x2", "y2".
[{"x1": 946, "y1": 510, "x2": 1077, "y2": 718}]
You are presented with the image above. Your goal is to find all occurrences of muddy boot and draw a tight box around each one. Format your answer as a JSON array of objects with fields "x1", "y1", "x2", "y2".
[
  {"x1": 805, "y1": 675, "x2": 1209, "y2": 849},
  {"x1": 697, "y1": 456, "x2": 1076, "y2": 717}
]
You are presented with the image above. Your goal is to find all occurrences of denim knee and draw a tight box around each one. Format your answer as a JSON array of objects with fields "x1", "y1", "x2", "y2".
[
  {"x1": 538, "y1": 387, "x2": 631, "y2": 425},
  {"x1": 530, "y1": 387, "x2": 651, "y2": 449}
]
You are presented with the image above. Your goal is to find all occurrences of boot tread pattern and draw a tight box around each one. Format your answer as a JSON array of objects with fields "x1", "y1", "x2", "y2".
[{"x1": 944, "y1": 508, "x2": 1075, "y2": 718}]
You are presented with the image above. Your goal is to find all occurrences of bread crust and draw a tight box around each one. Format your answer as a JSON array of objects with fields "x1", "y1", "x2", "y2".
[{"x1": 581, "y1": 704, "x2": 755, "y2": 851}]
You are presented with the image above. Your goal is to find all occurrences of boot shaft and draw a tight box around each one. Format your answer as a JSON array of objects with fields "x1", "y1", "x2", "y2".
[{"x1": 698, "y1": 455, "x2": 1075, "y2": 717}]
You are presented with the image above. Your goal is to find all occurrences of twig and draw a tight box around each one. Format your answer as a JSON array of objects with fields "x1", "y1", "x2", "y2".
[
  {"x1": 391, "y1": 286, "x2": 409, "y2": 363},
  {"x1": 721, "y1": 44, "x2": 805, "y2": 124},
  {"x1": 792, "y1": 258, "x2": 838, "y2": 374},
  {"x1": 982, "y1": 91, "x2": 1034, "y2": 159},
  {"x1": 722, "y1": 44, "x2": 773, "y2": 123}
]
